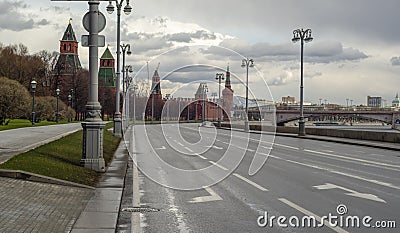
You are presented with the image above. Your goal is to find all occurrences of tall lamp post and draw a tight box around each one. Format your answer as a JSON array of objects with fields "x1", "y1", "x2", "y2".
[
  {"x1": 241, "y1": 58, "x2": 254, "y2": 132},
  {"x1": 107, "y1": 0, "x2": 132, "y2": 137},
  {"x1": 200, "y1": 83, "x2": 208, "y2": 126},
  {"x1": 30, "y1": 80, "x2": 37, "y2": 126},
  {"x1": 211, "y1": 92, "x2": 217, "y2": 122},
  {"x1": 215, "y1": 73, "x2": 224, "y2": 128},
  {"x1": 292, "y1": 28, "x2": 313, "y2": 136},
  {"x1": 121, "y1": 44, "x2": 132, "y2": 95},
  {"x1": 68, "y1": 94, "x2": 72, "y2": 122},
  {"x1": 56, "y1": 88, "x2": 60, "y2": 123}
]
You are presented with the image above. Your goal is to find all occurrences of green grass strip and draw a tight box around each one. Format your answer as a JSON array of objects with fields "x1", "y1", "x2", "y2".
[{"x1": 0, "y1": 123, "x2": 121, "y2": 186}]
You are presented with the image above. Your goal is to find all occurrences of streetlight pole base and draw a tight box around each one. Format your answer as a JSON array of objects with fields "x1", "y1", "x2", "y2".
[
  {"x1": 244, "y1": 121, "x2": 249, "y2": 132},
  {"x1": 298, "y1": 121, "x2": 306, "y2": 136},
  {"x1": 81, "y1": 121, "x2": 107, "y2": 172},
  {"x1": 114, "y1": 114, "x2": 122, "y2": 138}
]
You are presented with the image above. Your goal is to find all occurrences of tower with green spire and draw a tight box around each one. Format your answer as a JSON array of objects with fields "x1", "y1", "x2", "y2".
[{"x1": 98, "y1": 47, "x2": 116, "y2": 87}]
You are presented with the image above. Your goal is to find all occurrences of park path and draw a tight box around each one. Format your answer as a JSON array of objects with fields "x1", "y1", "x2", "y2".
[{"x1": 0, "y1": 123, "x2": 82, "y2": 163}]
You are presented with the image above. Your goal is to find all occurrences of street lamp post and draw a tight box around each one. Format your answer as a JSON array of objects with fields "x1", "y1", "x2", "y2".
[
  {"x1": 30, "y1": 80, "x2": 37, "y2": 126},
  {"x1": 107, "y1": 0, "x2": 132, "y2": 137},
  {"x1": 292, "y1": 28, "x2": 313, "y2": 136},
  {"x1": 215, "y1": 73, "x2": 224, "y2": 128},
  {"x1": 56, "y1": 88, "x2": 60, "y2": 123},
  {"x1": 200, "y1": 83, "x2": 208, "y2": 126},
  {"x1": 121, "y1": 44, "x2": 132, "y2": 96},
  {"x1": 131, "y1": 84, "x2": 138, "y2": 124},
  {"x1": 211, "y1": 92, "x2": 217, "y2": 122},
  {"x1": 165, "y1": 93, "x2": 171, "y2": 122},
  {"x1": 241, "y1": 58, "x2": 254, "y2": 132},
  {"x1": 68, "y1": 94, "x2": 72, "y2": 122}
]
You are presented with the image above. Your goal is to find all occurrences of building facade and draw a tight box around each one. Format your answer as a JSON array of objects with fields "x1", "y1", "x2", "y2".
[{"x1": 367, "y1": 96, "x2": 382, "y2": 107}]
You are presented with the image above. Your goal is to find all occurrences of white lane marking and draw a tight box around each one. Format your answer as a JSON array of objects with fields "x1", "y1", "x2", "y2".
[
  {"x1": 233, "y1": 173, "x2": 268, "y2": 192},
  {"x1": 303, "y1": 149, "x2": 400, "y2": 169},
  {"x1": 188, "y1": 187, "x2": 223, "y2": 203},
  {"x1": 274, "y1": 143, "x2": 299, "y2": 150},
  {"x1": 314, "y1": 183, "x2": 386, "y2": 203},
  {"x1": 209, "y1": 161, "x2": 228, "y2": 171},
  {"x1": 184, "y1": 147, "x2": 193, "y2": 152},
  {"x1": 178, "y1": 142, "x2": 184, "y2": 147},
  {"x1": 196, "y1": 154, "x2": 207, "y2": 160},
  {"x1": 269, "y1": 154, "x2": 400, "y2": 190},
  {"x1": 212, "y1": 145, "x2": 223, "y2": 150},
  {"x1": 155, "y1": 146, "x2": 166, "y2": 150},
  {"x1": 278, "y1": 198, "x2": 348, "y2": 233}
]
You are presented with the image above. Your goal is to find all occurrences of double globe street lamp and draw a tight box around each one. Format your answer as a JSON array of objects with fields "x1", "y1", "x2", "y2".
[
  {"x1": 241, "y1": 58, "x2": 254, "y2": 132},
  {"x1": 107, "y1": 0, "x2": 132, "y2": 137},
  {"x1": 292, "y1": 28, "x2": 313, "y2": 136}
]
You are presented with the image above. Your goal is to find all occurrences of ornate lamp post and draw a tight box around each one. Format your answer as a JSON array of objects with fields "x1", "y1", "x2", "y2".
[
  {"x1": 56, "y1": 88, "x2": 60, "y2": 123},
  {"x1": 121, "y1": 44, "x2": 132, "y2": 95},
  {"x1": 241, "y1": 58, "x2": 254, "y2": 132},
  {"x1": 215, "y1": 73, "x2": 224, "y2": 128},
  {"x1": 292, "y1": 28, "x2": 313, "y2": 136},
  {"x1": 30, "y1": 80, "x2": 37, "y2": 126},
  {"x1": 107, "y1": 0, "x2": 132, "y2": 137},
  {"x1": 200, "y1": 83, "x2": 208, "y2": 126}
]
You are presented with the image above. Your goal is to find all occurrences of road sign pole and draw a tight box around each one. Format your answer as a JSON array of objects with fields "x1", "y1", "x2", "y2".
[{"x1": 80, "y1": 0, "x2": 106, "y2": 172}]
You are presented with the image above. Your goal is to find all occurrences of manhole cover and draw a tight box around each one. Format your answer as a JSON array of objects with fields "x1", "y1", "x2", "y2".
[{"x1": 121, "y1": 206, "x2": 160, "y2": 213}]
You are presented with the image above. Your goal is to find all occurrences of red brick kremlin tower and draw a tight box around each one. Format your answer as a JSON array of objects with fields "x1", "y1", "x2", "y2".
[
  {"x1": 222, "y1": 64, "x2": 234, "y2": 120},
  {"x1": 53, "y1": 19, "x2": 82, "y2": 108},
  {"x1": 146, "y1": 65, "x2": 164, "y2": 120}
]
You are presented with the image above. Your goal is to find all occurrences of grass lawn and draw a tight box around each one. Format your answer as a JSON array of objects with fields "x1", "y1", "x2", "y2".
[
  {"x1": 0, "y1": 123, "x2": 120, "y2": 186},
  {"x1": 0, "y1": 119, "x2": 77, "y2": 131}
]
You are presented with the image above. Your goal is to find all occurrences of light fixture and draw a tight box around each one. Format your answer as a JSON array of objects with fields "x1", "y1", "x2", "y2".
[
  {"x1": 31, "y1": 80, "x2": 37, "y2": 90},
  {"x1": 106, "y1": 1, "x2": 115, "y2": 14}
]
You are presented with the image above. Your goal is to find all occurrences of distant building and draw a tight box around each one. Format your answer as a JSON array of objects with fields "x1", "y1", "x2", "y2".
[
  {"x1": 392, "y1": 93, "x2": 400, "y2": 108},
  {"x1": 222, "y1": 65, "x2": 234, "y2": 120},
  {"x1": 98, "y1": 47, "x2": 115, "y2": 87},
  {"x1": 367, "y1": 96, "x2": 382, "y2": 107},
  {"x1": 282, "y1": 96, "x2": 296, "y2": 105},
  {"x1": 53, "y1": 19, "x2": 82, "y2": 89},
  {"x1": 145, "y1": 67, "x2": 164, "y2": 120}
]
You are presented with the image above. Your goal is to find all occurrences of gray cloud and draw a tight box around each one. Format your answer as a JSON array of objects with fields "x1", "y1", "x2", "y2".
[
  {"x1": 204, "y1": 39, "x2": 368, "y2": 64},
  {"x1": 390, "y1": 57, "x2": 400, "y2": 66},
  {"x1": 167, "y1": 30, "x2": 217, "y2": 43},
  {"x1": 0, "y1": 1, "x2": 51, "y2": 31}
]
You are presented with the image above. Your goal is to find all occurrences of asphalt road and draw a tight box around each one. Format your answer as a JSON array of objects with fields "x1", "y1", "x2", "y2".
[
  {"x1": 126, "y1": 123, "x2": 399, "y2": 233},
  {"x1": 0, "y1": 123, "x2": 82, "y2": 163}
]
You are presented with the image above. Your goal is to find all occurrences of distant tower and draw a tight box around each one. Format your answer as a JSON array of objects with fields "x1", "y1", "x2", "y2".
[
  {"x1": 98, "y1": 46, "x2": 115, "y2": 87},
  {"x1": 146, "y1": 65, "x2": 164, "y2": 120},
  {"x1": 222, "y1": 64, "x2": 234, "y2": 120},
  {"x1": 53, "y1": 19, "x2": 82, "y2": 89},
  {"x1": 392, "y1": 93, "x2": 400, "y2": 108}
]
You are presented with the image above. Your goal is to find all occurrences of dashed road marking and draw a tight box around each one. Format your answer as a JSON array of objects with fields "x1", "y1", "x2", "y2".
[{"x1": 233, "y1": 173, "x2": 268, "y2": 192}]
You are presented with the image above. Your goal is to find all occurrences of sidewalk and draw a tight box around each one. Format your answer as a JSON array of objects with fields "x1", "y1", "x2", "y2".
[
  {"x1": 0, "y1": 124, "x2": 130, "y2": 233},
  {"x1": 0, "y1": 123, "x2": 82, "y2": 163},
  {"x1": 71, "y1": 138, "x2": 130, "y2": 233}
]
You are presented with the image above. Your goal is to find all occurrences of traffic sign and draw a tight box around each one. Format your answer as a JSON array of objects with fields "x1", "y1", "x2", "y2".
[
  {"x1": 82, "y1": 11, "x2": 106, "y2": 33},
  {"x1": 81, "y1": 35, "x2": 106, "y2": 47}
]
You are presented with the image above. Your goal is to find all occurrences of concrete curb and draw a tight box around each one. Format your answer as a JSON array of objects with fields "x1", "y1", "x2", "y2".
[{"x1": 0, "y1": 169, "x2": 95, "y2": 189}]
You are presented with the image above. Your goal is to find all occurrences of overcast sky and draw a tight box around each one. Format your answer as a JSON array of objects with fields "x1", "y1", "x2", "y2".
[{"x1": 0, "y1": 0, "x2": 399, "y2": 105}]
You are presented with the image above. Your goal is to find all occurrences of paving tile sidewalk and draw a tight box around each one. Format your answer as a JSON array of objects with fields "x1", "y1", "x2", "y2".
[
  {"x1": 0, "y1": 177, "x2": 93, "y2": 233},
  {"x1": 71, "y1": 139, "x2": 129, "y2": 233}
]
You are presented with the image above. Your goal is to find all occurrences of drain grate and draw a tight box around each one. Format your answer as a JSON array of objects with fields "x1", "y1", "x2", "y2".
[{"x1": 121, "y1": 206, "x2": 160, "y2": 213}]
